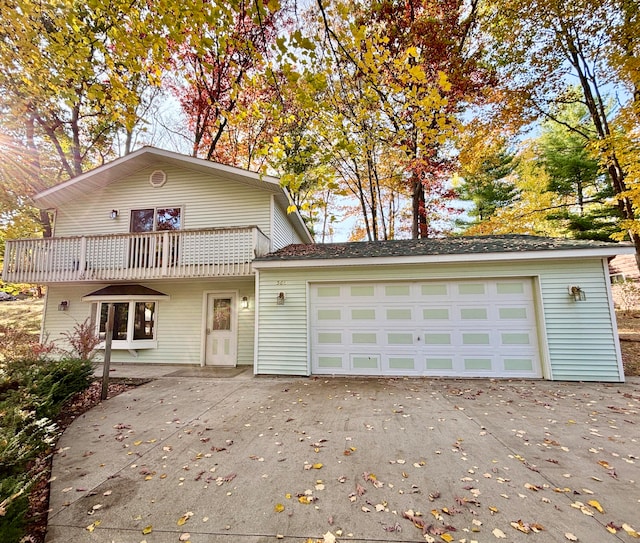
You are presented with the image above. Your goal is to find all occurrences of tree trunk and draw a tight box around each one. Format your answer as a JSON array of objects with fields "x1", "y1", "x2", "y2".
[{"x1": 25, "y1": 116, "x2": 53, "y2": 238}]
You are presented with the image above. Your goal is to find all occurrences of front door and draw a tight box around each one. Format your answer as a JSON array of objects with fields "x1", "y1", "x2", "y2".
[{"x1": 205, "y1": 292, "x2": 237, "y2": 366}]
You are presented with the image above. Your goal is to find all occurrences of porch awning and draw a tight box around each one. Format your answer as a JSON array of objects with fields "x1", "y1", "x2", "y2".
[{"x1": 82, "y1": 285, "x2": 170, "y2": 302}]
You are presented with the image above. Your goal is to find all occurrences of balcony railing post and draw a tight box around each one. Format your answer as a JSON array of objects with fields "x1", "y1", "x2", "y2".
[
  {"x1": 3, "y1": 227, "x2": 271, "y2": 283},
  {"x1": 78, "y1": 236, "x2": 87, "y2": 279},
  {"x1": 161, "y1": 231, "x2": 170, "y2": 276}
]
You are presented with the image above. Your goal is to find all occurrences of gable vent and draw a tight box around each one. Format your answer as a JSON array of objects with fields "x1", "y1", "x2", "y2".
[{"x1": 149, "y1": 170, "x2": 167, "y2": 188}]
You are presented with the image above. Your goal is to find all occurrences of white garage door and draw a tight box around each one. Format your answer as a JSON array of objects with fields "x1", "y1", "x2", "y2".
[{"x1": 310, "y1": 278, "x2": 542, "y2": 377}]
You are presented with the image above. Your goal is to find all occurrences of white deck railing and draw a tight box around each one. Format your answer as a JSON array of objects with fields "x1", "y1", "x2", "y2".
[{"x1": 2, "y1": 227, "x2": 271, "y2": 283}]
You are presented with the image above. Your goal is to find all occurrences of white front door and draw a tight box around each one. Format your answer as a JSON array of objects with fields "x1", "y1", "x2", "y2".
[{"x1": 205, "y1": 292, "x2": 237, "y2": 366}]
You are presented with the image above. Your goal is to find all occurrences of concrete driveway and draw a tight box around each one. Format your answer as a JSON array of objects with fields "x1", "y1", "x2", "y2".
[{"x1": 46, "y1": 368, "x2": 640, "y2": 542}]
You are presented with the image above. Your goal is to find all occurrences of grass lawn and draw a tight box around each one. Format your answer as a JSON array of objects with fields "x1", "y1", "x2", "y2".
[
  {"x1": 0, "y1": 298, "x2": 44, "y2": 339},
  {"x1": 1, "y1": 298, "x2": 639, "y2": 377}
]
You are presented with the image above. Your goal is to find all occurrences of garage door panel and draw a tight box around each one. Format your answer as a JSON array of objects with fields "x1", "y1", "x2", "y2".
[
  {"x1": 350, "y1": 285, "x2": 376, "y2": 297},
  {"x1": 317, "y1": 355, "x2": 344, "y2": 369},
  {"x1": 352, "y1": 355, "x2": 379, "y2": 370},
  {"x1": 311, "y1": 279, "x2": 541, "y2": 377},
  {"x1": 350, "y1": 307, "x2": 376, "y2": 320}
]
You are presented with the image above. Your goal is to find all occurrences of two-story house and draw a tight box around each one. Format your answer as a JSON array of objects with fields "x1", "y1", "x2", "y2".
[
  {"x1": 2, "y1": 147, "x2": 635, "y2": 381},
  {"x1": 2, "y1": 147, "x2": 312, "y2": 367}
]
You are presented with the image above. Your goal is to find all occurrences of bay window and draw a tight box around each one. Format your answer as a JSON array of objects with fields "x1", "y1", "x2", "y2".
[{"x1": 97, "y1": 300, "x2": 157, "y2": 349}]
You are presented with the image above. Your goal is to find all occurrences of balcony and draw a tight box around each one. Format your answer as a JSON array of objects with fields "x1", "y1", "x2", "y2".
[{"x1": 2, "y1": 226, "x2": 271, "y2": 283}]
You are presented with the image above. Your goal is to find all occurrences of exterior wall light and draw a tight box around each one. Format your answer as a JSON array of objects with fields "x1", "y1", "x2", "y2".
[
  {"x1": 58, "y1": 300, "x2": 69, "y2": 311},
  {"x1": 568, "y1": 285, "x2": 586, "y2": 301},
  {"x1": 277, "y1": 292, "x2": 285, "y2": 305},
  {"x1": 110, "y1": 209, "x2": 119, "y2": 219},
  {"x1": 241, "y1": 296, "x2": 249, "y2": 309}
]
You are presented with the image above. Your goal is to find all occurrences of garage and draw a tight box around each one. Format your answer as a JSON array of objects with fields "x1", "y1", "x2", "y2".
[
  {"x1": 254, "y1": 236, "x2": 630, "y2": 381},
  {"x1": 310, "y1": 278, "x2": 542, "y2": 377}
]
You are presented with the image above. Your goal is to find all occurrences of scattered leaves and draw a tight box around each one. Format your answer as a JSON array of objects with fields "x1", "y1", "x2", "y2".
[{"x1": 623, "y1": 523, "x2": 640, "y2": 538}]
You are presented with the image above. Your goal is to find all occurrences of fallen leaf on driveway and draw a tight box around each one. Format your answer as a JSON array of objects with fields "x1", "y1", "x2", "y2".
[
  {"x1": 492, "y1": 528, "x2": 506, "y2": 538},
  {"x1": 323, "y1": 532, "x2": 336, "y2": 543},
  {"x1": 86, "y1": 521, "x2": 101, "y2": 532},
  {"x1": 565, "y1": 533, "x2": 578, "y2": 541},
  {"x1": 623, "y1": 523, "x2": 640, "y2": 538},
  {"x1": 142, "y1": 525, "x2": 152, "y2": 535},
  {"x1": 587, "y1": 500, "x2": 604, "y2": 513},
  {"x1": 177, "y1": 512, "x2": 194, "y2": 526}
]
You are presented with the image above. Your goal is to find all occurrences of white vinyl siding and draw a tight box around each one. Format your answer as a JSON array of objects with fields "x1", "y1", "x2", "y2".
[
  {"x1": 53, "y1": 164, "x2": 272, "y2": 239},
  {"x1": 255, "y1": 258, "x2": 623, "y2": 381},
  {"x1": 43, "y1": 279, "x2": 256, "y2": 366},
  {"x1": 272, "y1": 200, "x2": 304, "y2": 250}
]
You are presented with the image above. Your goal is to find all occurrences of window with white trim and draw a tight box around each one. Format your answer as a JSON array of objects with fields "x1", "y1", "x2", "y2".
[{"x1": 97, "y1": 300, "x2": 157, "y2": 349}]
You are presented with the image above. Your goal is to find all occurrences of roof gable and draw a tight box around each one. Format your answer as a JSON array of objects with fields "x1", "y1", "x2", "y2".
[
  {"x1": 33, "y1": 146, "x2": 313, "y2": 243},
  {"x1": 34, "y1": 147, "x2": 282, "y2": 208}
]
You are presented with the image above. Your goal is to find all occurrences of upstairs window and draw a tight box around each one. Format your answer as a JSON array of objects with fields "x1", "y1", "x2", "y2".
[{"x1": 131, "y1": 207, "x2": 181, "y2": 233}]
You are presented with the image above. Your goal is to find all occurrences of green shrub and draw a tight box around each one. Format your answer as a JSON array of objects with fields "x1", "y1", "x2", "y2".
[{"x1": 0, "y1": 356, "x2": 93, "y2": 542}]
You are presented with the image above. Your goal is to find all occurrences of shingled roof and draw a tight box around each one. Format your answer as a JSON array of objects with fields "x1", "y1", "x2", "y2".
[{"x1": 256, "y1": 235, "x2": 631, "y2": 261}]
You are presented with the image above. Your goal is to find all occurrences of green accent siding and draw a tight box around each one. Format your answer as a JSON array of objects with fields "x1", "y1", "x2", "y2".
[
  {"x1": 499, "y1": 307, "x2": 527, "y2": 319},
  {"x1": 387, "y1": 308, "x2": 412, "y2": 320},
  {"x1": 318, "y1": 309, "x2": 341, "y2": 320},
  {"x1": 426, "y1": 358, "x2": 453, "y2": 369},
  {"x1": 389, "y1": 357, "x2": 415, "y2": 369},
  {"x1": 504, "y1": 358, "x2": 534, "y2": 371},
  {"x1": 353, "y1": 333, "x2": 377, "y2": 344},
  {"x1": 352, "y1": 308, "x2": 376, "y2": 320},
  {"x1": 423, "y1": 308, "x2": 449, "y2": 320},
  {"x1": 465, "y1": 358, "x2": 492, "y2": 370},
  {"x1": 461, "y1": 308, "x2": 488, "y2": 320},
  {"x1": 351, "y1": 285, "x2": 375, "y2": 296}
]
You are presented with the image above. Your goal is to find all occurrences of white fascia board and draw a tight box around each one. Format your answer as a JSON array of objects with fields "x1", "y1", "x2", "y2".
[{"x1": 253, "y1": 246, "x2": 636, "y2": 269}]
